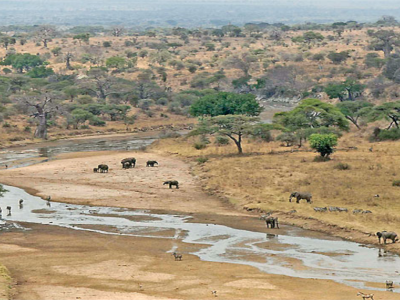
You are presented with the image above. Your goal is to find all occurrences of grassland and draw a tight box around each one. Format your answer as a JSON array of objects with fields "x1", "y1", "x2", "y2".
[{"x1": 152, "y1": 129, "x2": 400, "y2": 252}]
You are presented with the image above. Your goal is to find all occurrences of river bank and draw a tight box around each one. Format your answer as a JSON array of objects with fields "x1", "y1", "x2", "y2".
[{"x1": 0, "y1": 149, "x2": 399, "y2": 299}]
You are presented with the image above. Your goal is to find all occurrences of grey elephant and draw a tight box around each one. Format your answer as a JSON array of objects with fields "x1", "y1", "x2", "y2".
[
  {"x1": 377, "y1": 231, "x2": 398, "y2": 244},
  {"x1": 97, "y1": 164, "x2": 109, "y2": 173},
  {"x1": 121, "y1": 157, "x2": 136, "y2": 168},
  {"x1": 163, "y1": 180, "x2": 179, "y2": 189},
  {"x1": 122, "y1": 161, "x2": 132, "y2": 169},
  {"x1": 265, "y1": 216, "x2": 279, "y2": 229},
  {"x1": 289, "y1": 192, "x2": 312, "y2": 203},
  {"x1": 147, "y1": 160, "x2": 158, "y2": 167}
]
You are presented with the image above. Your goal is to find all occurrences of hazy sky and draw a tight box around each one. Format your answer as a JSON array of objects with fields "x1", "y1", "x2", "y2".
[{"x1": 1, "y1": 0, "x2": 399, "y2": 26}]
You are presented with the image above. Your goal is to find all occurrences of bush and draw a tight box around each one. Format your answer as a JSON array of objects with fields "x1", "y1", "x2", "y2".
[
  {"x1": 197, "y1": 157, "x2": 209, "y2": 164},
  {"x1": 2, "y1": 122, "x2": 11, "y2": 128},
  {"x1": 214, "y1": 136, "x2": 230, "y2": 145},
  {"x1": 334, "y1": 162, "x2": 351, "y2": 170},
  {"x1": 23, "y1": 126, "x2": 31, "y2": 133},
  {"x1": 193, "y1": 142, "x2": 207, "y2": 150},
  {"x1": 374, "y1": 128, "x2": 400, "y2": 141},
  {"x1": 103, "y1": 41, "x2": 112, "y2": 48},
  {"x1": 309, "y1": 134, "x2": 338, "y2": 158},
  {"x1": 89, "y1": 116, "x2": 106, "y2": 126},
  {"x1": 313, "y1": 156, "x2": 331, "y2": 162},
  {"x1": 393, "y1": 180, "x2": 400, "y2": 187}
]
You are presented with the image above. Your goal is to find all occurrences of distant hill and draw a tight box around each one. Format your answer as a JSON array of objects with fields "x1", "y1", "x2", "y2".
[{"x1": 0, "y1": 0, "x2": 400, "y2": 27}]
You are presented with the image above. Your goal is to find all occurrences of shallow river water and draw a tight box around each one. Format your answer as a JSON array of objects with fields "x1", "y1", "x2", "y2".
[{"x1": 1, "y1": 184, "x2": 399, "y2": 292}]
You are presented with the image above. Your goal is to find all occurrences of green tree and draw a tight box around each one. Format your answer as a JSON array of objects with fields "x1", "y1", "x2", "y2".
[
  {"x1": 327, "y1": 51, "x2": 350, "y2": 64},
  {"x1": 309, "y1": 133, "x2": 338, "y2": 158},
  {"x1": 73, "y1": 33, "x2": 90, "y2": 45},
  {"x1": 0, "y1": 53, "x2": 44, "y2": 73},
  {"x1": 273, "y1": 98, "x2": 349, "y2": 131},
  {"x1": 106, "y1": 56, "x2": 127, "y2": 69},
  {"x1": 336, "y1": 101, "x2": 373, "y2": 129},
  {"x1": 26, "y1": 66, "x2": 55, "y2": 78},
  {"x1": 325, "y1": 79, "x2": 365, "y2": 101},
  {"x1": 70, "y1": 108, "x2": 94, "y2": 129},
  {"x1": 190, "y1": 92, "x2": 262, "y2": 117},
  {"x1": 303, "y1": 31, "x2": 324, "y2": 44},
  {"x1": 190, "y1": 115, "x2": 260, "y2": 154},
  {"x1": 0, "y1": 36, "x2": 16, "y2": 50},
  {"x1": 367, "y1": 101, "x2": 400, "y2": 129}
]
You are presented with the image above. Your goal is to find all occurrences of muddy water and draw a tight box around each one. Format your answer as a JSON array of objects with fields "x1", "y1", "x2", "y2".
[
  {"x1": 1, "y1": 185, "x2": 399, "y2": 293},
  {"x1": 0, "y1": 134, "x2": 157, "y2": 169}
]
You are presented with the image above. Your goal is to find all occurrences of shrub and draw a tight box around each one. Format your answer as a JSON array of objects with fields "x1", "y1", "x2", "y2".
[
  {"x1": 89, "y1": 116, "x2": 106, "y2": 126},
  {"x1": 313, "y1": 156, "x2": 331, "y2": 162},
  {"x1": 309, "y1": 133, "x2": 338, "y2": 158},
  {"x1": 193, "y1": 142, "x2": 207, "y2": 150},
  {"x1": 197, "y1": 157, "x2": 209, "y2": 164},
  {"x1": 334, "y1": 162, "x2": 351, "y2": 170},
  {"x1": 214, "y1": 136, "x2": 230, "y2": 145},
  {"x1": 393, "y1": 180, "x2": 400, "y2": 187},
  {"x1": 23, "y1": 126, "x2": 31, "y2": 132},
  {"x1": 374, "y1": 128, "x2": 400, "y2": 141},
  {"x1": 103, "y1": 41, "x2": 112, "y2": 48},
  {"x1": 2, "y1": 122, "x2": 11, "y2": 128}
]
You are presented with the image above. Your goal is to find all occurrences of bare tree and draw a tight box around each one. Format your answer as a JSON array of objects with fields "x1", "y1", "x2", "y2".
[
  {"x1": 65, "y1": 52, "x2": 73, "y2": 70},
  {"x1": 111, "y1": 27, "x2": 124, "y2": 37},
  {"x1": 80, "y1": 69, "x2": 116, "y2": 100},
  {"x1": 36, "y1": 25, "x2": 56, "y2": 48},
  {"x1": 18, "y1": 94, "x2": 59, "y2": 139}
]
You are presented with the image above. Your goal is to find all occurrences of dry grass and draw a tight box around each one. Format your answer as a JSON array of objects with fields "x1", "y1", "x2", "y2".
[
  {"x1": 152, "y1": 132, "x2": 400, "y2": 235},
  {"x1": 0, "y1": 264, "x2": 12, "y2": 300}
]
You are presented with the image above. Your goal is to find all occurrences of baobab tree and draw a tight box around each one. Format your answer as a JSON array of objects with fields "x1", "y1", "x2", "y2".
[
  {"x1": 18, "y1": 94, "x2": 59, "y2": 139},
  {"x1": 36, "y1": 25, "x2": 56, "y2": 48}
]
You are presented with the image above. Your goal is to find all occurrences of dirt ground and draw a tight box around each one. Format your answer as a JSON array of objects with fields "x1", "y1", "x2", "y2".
[{"x1": 0, "y1": 151, "x2": 399, "y2": 299}]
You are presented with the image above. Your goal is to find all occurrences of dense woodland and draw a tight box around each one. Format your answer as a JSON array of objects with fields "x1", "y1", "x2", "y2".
[{"x1": 1, "y1": 17, "x2": 400, "y2": 145}]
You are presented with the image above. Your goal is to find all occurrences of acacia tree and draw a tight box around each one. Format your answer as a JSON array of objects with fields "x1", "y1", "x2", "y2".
[
  {"x1": 18, "y1": 94, "x2": 59, "y2": 139},
  {"x1": 367, "y1": 101, "x2": 400, "y2": 129},
  {"x1": 190, "y1": 115, "x2": 260, "y2": 154},
  {"x1": 325, "y1": 78, "x2": 365, "y2": 101},
  {"x1": 336, "y1": 101, "x2": 373, "y2": 129}
]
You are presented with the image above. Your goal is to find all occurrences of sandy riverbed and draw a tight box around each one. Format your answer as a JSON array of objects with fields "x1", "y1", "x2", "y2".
[{"x1": 0, "y1": 151, "x2": 398, "y2": 300}]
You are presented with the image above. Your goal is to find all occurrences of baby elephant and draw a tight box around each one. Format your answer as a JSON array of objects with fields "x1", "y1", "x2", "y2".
[
  {"x1": 93, "y1": 168, "x2": 98, "y2": 173},
  {"x1": 146, "y1": 160, "x2": 158, "y2": 167},
  {"x1": 377, "y1": 231, "x2": 398, "y2": 244},
  {"x1": 97, "y1": 164, "x2": 109, "y2": 173},
  {"x1": 164, "y1": 181, "x2": 179, "y2": 189},
  {"x1": 289, "y1": 192, "x2": 312, "y2": 204}
]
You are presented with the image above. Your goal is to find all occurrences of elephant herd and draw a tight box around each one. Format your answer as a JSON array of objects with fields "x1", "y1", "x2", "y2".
[
  {"x1": 261, "y1": 191, "x2": 398, "y2": 246},
  {"x1": 92, "y1": 157, "x2": 179, "y2": 189}
]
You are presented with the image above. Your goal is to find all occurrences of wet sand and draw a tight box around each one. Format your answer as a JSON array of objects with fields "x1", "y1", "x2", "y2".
[{"x1": 0, "y1": 152, "x2": 399, "y2": 299}]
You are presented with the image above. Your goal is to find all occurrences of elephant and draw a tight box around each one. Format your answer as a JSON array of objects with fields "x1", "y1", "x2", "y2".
[
  {"x1": 121, "y1": 157, "x2": 136, "y2": 168},
  {"x1": 97, "y1": 164, "x2": 109, "y2": 173},
  {"x1": 147, "y1": 160, "x2": 158, "y2": 167},
  {"x1": 289, "y1": 192, "x2": 312, "y2": 204},
  {"x1": 122, "y1": 161, "x2": 132, "y2": 169},
  {"x1": 265, "y1": 216, "x2": 279, "y2": 229},
  {"x1": 164, "y1": 181, "x2": 179, "y2": 189},
  {"x1": 93, "y1": 168, "x2": 98, "y2": 173},
  {"x1": 377, "y1": 231, "x2": 398, "y2": 244}
]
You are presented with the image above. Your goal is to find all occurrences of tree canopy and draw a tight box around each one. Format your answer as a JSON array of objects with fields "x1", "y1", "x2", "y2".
[
  {"x1": 189, "y1": 92, "x2": 262, "y2": 117},
  {"x1": 273, "y1": 98, "x2": 349, "y2": 131}
]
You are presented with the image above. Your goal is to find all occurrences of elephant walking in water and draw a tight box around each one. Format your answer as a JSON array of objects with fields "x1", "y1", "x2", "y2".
[
  {"x1": 289, "y1": 192, "x2": 312, "y2": 204},
  {"x1": 265, "y1": 216, "x2": 279, "y2": 229},
  {"x1": 377, "y1": 231, "x2": 398, "y2": 244}
]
